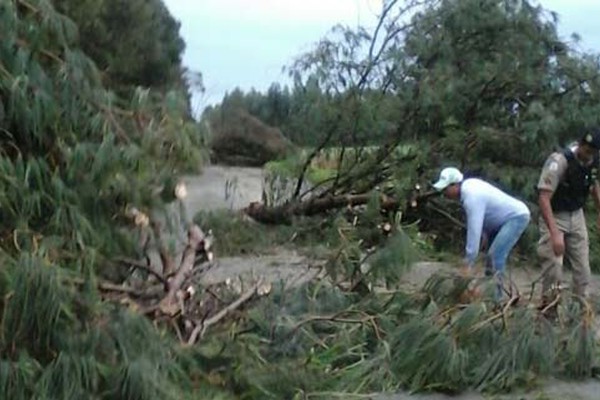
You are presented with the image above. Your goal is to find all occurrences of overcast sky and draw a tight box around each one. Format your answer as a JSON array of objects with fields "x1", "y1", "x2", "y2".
[{"x1": 162, "y1": 0, "x2": 600, "y2": 116}]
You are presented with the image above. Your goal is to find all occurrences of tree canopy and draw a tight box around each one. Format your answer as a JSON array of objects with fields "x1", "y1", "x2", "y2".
[
  {"x1": 208, "y1": 0, "x2": 600, "y2": 200},
  {"x1": 0, "y1": 0, "x2": 205, "y2": 397},
  {"x1": 52, "y1": 0, "x2": 190, "y2": 101}
]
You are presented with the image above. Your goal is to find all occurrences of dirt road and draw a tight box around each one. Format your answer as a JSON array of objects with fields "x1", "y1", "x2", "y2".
[{"x1": 182, "y1": 165, "x2": 264, "y2": 214}]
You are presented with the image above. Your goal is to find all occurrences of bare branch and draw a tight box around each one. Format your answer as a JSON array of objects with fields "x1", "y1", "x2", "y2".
[
  {"x1": 186, "y1": 279, "x2": 264, "y2": 345},
  {"x1": 114, "y1": 257, "x2": 167, "y2": 286},
  {"x1": 69, "y1": 277, "x2": 142, "y2": 296},
  {"x1": 292, "y1": 112, "x2": 343, "y2": 199},
  {"x1": 425, "y1": 201, "x2": 466, "y2": 229}
]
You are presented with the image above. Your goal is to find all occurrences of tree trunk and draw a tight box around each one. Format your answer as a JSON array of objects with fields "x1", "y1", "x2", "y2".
[{"x1": 244, "y1": 190, "x2": 439, "y2": 224}]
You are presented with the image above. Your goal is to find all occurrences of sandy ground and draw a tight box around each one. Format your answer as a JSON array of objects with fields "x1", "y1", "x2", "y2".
[
  {"x1": 184, "y1": 164, "x2": 600, "y2": 400},
  {"x1": 182, "y1": 165, "x2": 264, "y2": 214}
]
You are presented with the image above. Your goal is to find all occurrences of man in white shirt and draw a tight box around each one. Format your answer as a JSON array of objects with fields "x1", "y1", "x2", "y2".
[{"x1": 433, "y1": 167, "x2": 531, "y2": 298}]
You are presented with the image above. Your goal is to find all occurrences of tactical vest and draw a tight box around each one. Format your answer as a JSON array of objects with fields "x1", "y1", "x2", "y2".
[{"x1": 551, "y1": 147, "x2": 599, "y2": 212}]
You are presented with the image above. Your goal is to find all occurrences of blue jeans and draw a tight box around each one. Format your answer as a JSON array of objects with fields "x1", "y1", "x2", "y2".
[{"x1": 485, "y1": 214, "x2": 531, "y2": 299}]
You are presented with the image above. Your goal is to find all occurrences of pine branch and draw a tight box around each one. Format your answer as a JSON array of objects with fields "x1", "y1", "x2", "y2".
[
  {"x1": 92, "y1": 101, "x2": 132, "y2": 142},
  {"x1": 186, "y1": 279, "x2": 264, "y2": 345},
  {"x1": 17, "y1": 0, "x2": 39, "y2": 14},
  {"x1": 0, "y1": 61, "x2": 12, "y2": 79},
  {"x1": 425, "y1": 201, "x2": 466, "y2": 229},
  {"x1": 540, "y1": 294, "x2": 560, "y2": 315},
  {"x1": 69, "y1": 277, "x2": 143, "y2": 296},
  {"x1": 468, "y1": 295, "x2": 519, "y2": 333},
  {"x1": 287, "y1": 310, "x2": 377, "y2": 339},
  {"x1": 14, "y1": 38, "x2": 64, "y2": 65},
  {"x1": 304, "y1": 392, "x2": 382, "y2": 399}
]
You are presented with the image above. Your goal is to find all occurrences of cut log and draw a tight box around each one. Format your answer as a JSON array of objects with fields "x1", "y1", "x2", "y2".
[{"x1": 244, "y1": 189, "x2": 439, "y2": 224}]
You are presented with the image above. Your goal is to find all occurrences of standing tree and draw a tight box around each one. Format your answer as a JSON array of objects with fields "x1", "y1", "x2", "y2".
[
  {"x1": 51, "y1": 0, "x2": 191, "y2": 105},
  {"x1": 0, "y1": 1, "x2": 211, "y2": 398}
]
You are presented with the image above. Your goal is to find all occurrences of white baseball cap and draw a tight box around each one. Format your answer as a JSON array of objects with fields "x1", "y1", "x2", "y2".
[{"x1": 433, "y1": 167, "x2": 464, "y2": 191}]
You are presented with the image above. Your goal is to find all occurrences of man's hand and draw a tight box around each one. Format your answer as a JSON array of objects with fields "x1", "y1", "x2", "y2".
[
  {"x1": 459, "y1": 264, "x2": 481, "y2": 301},
  {"x1": 550, "y1": 230, "x2": 565, "y2": 257},
  {"x1": 459, "y1": 264, "x2": 473, "y2": 277}
]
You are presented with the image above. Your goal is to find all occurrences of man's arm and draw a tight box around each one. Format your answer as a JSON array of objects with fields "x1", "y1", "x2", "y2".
[
  {"x1": 463, "y1": 198, "x2": 485, "y2": 268},
  {"x1": 591, "y1": 181, "x2": 600, "y2": 211},
  {"x1": 537, "y1": 153, "x2": 566, "y2": 256},
  {"x1": 591, "y1": 181, "x2": 600, "y2": 230},
  {"x1": 538, "y1": 187, "x2": 565, "y2": 257},
  {"x1": 538, "y1": 189, "x2": 560, "y2": 237}
]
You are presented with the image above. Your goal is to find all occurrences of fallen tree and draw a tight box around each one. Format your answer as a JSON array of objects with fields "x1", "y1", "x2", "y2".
[
  {"x1": 245, "y1": 187, "x2": 440, "y2": 224},
  {"x1": 245, "y1": 193, "x2": 400, "y2": 224}
]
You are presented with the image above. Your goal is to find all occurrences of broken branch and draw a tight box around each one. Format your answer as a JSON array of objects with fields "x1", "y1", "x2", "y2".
[
  {"x1": 187, "y1": 279, "x2": 265, "y2": 345},
  {"x1": 158, "y1": 224, "x2": 205, "y2": 315}
]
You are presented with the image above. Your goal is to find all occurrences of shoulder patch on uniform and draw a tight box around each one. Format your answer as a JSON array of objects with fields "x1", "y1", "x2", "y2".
[{"x1": 548, "y1": 161, "x2": 558, "y2": 171}]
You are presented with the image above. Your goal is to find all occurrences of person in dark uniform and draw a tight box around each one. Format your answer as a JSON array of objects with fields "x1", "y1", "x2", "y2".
[{"x1": 537, "y1": 129, "x2": 600, "y2": 303}]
